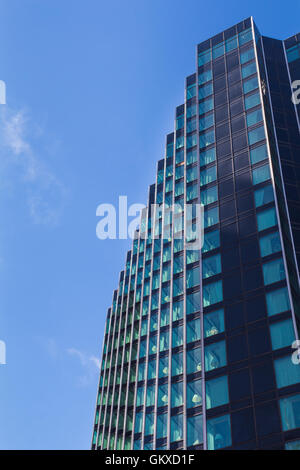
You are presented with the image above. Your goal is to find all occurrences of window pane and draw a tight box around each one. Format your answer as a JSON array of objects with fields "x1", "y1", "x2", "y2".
[
  {"x1": 199, "y1": 82, "x2": 213, "y2": 100},
  {"x1": 252, "y1": 163, "x2": 270, "y2": 185},
  {"x1": 171, "y1": 381, "x2": 183, "y2": 407},
  {"x1": 171, "y1": 414, "x2": 183, "y2": 442},
  {"x1": 160, "y1": 330, "x2": 169, "y2": 352},
  {"x1": 199, "y1": 129, "x2": 215, "y2": 148},
  {"x1": 270, "y1": 319, "x2": 295, "y2": 350},
  {"x1": 239, "y1": 28, "x2": 252, "y2": 45},
  {"x1": 198, "y1": 69, "x2": 212, "y2": 85},
  {"x1": 157, "y1": 413, "x2": 168, "y2": 438},
  {"x1": 204, "y1": 309, "x2": 225, "y2": 337},
  {"x1": 205, "y1": 340, "x2": 227, "y2": 371},
  {"x1": 250, "y1": 143, "x2": 268, "y2": 164},
  {"x1": 275, "y1": 355, "x2": 300, "y2": 388},
  {"x1": 173, "y1": 299, "x2": 184, "y2": 321},
  {"x1": 203, "y1": 280, "x2": 223, "y2": 307},
  {"x1": 259, "y1": 231, "x2": 281, "y2": 257},
  {"x1": 199, "y1": 98, "x2": 213, "y2": 115},
  {"x1": 145, "y1": 413, "x2": 154, "y2": 436},
  {"x1": 186, "y1": 84, "x2": 196, "y2": 100},
  {"x1": 198, "y1": 49, "x2": 211, "y2": 66},
  {"x1": 172, "y1": 325, "x2": 184, "y2": 347},
  {"x1": 200, "y1": 147, "x2": 216, "y2": 167},
  {"x1": 254, "y1": 184, "x2": 274, "y2": 207},
  {"x1": 187, "y1": 414, "x2": 203, "y2": 447},
  {"x1": 286, "y1": 440, "x2": 300, "y2": 450},
  {"x1": 247, "y1": 108, "x2": 263, "y2": 127},
  {"x1": 263, "y1": 257, "x2": 285, "y2": 285},
  {"x1": 202, "y1": 254, "x2": 221, "y2": 279},
  {"x1": 146, "y1": 384, "x2": 156, "y2": 407},
  {"x1": 186, "y1": 292, "x2": 201, "y2": 315},
  {"x1": 202, "y1": 229, "x2": 220, "y2": 253},
  {"x1": 248, "y1": 125, "x2": 265, "y2": 145},
  {"x1": 257, "y1": 207, "x2": 277, "y2": 231},
  {"x1": 266, "y1": 287, "x2": 291, "y2": 316},
  {"x1": 200, "y1": 166, "x2": 217, "y2": 186},
  {"x1": 199, "y1": 113, "x2": 214, "y2": 131},
  {"x1": 206, "y1": 375, "x2": 229, "y2": 409},
  {"x1": 243, "y1": 76, "x2": 258, "y2": 94},
  {"x1": 157, "y1": 383, "x2": 169, "y2": 407},
  {"x1": 159, "y1": 355, "x2": 169, "y2": 378},
  {"x1": 201, "y1": 185, "x2": 218, "y2": 205},
  {"x1": 240, "y1": 47, "x2": 254, "y2": 64},
  {"x1": 172, "y1": 351, "x2": 183, "y2": 376},
  {"x1": 207, "y1": 414, "x2": 232, "y2": 449},
  {"x1": 187, "y1": 318, "x2": 201, "y2": 343},
  {"x1": 187, "y1": 266, "x2": 200, "y2": 288},
  {"x1": 187, "y1": 379, "x2": 202, "y2": 408},
  {"x1": 242, "y1": 61, "x2": 257, "y2": 79},
  {"x1": 187, "y1": 347, "x2": 202, "y2": 374},
  {"x1": 280, "y1": 394, "x2": 300, "y2": 431},
  {"x1": 245, "y1": 91, "x2": 260, "y2": 110}
]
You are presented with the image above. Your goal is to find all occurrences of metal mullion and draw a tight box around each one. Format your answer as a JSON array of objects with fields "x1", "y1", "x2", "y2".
[
  {"x1": 152, "y1": 158, "x2": 167, "y2": 450},
  {"x1": 107, "y1": 277, "x2": 126, "y2": 449},
  {"x1": 197, "y1": 46, "x2": 207, "y2": 450},
  {"x1": 252, "y1": 17, "x2": 300, "y2": 344}
]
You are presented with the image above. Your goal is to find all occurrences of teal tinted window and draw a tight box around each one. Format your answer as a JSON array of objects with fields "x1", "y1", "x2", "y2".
[
  {"x1": 252, "y1": 163, "x2": 270, "y2": 185},
  {"x1": 198, "y1": 69, "x2": 212, "y2": 85},
  {"x1": 187, "y1": 414, "x2": 203, "y2": 447},
  {"x1": 176, "y1": 115, "x2": 184, "y2": 130},
  {"x1": 171, "y1": 381, "x2": 183, "y2": 407},
  {"x1": 187, "y1": 104, "x2": 197, "y2": 118},
  {"x1": 187, "y1": 347, "x2": 202, "y2": 374},
  {"x1": 280, "y1": 394, "x2": 300, "y2": 431},
  {"x1": 205, "y1": 340, "x2": 226, "y2": 371},
  {"x1": 275, "y1": 355, "x2": 300, "y2": 388},
  {"x1": 213, "y1": 42, "x2": 224, "y2": 59},
  {"x1": 263, "y1": 257, "x2": 285, "y2": 285},
  {"x1": 199, "y1": 112, "x2": 214, "y2": 131},
  {"x1": 157, "y1": 383, "x2": 168, "y2": 407},
  {"x1": 176, "y1": 149, "x2": 184, "y2": 164},
  {"x1": 159, "y1": 355, "x2": 169, "y2": 378},
  {"x1": 200, "y1": 165, "x2": 216, "y2": 186},
  {"x1": 186, "y1": 117, "x2": 197, "y2": 133},
  {"x1": 206, "y1": 375, "x2": 229, "y2": 409},
  {"x1": 240, "y1": 47, "x2": 254, "y2": 64},
  {"x1": 225, "y1": 36, "x2": 238, "y2": 52},
  {"x1": 173, "y1": 300, "x2": 183, "y2": 321},
  {"x1": 186, "y1": 183, "x2": 198, "y2": 202},
  {"x1": 239, "y1": 28, "x2": 252, "y2": 45},
  {"x1": 166, "y1": 143, "x2": 173, "y2": 157},
  {"x1": 172, "y1": 325, "x2": 184, "y2": 347},
  {"x1": 148, "y1": 358, "x2": 156, "y2": 380},
  {"x1": 159, "y1": 330, "x2": 169, "y2": 352},
  {"x1": 242, "y1": 61, "x2": 257, "y2": 79},
  {"x1": 266, "y1": 287, "x2": 291, "y2": 316},
  {"x1": 200, "y1": 147, "x2": 216, "y2": 166},
  {"x1": 138, "y1": 361, "x2": 146, "y2": 381},
  {"x1": 186, "y1": 291, "x2": 201, "y2": 315},
  {"x1": 245, "y1": 91, "x2": 260, "y2": 110},
  {"x1": 204, "y1": 308, "x2": 225, "y2": 337},
  {"x1": 186, "y1": 84, "x2": 196, "y2": 100},
  {"x1": 270, "y1": 319, "x2": 295, "y2": 351},
  {"x1": 254, "y1": 184, "x2": 274, "y2": 208},
  {"x1": 171, "y1": 414, "x2": 183, "y2": 442},
  {"x1": 286, "y1": 45, "x2": 300, "y2": 63},
  {"x1": 186, "y1": 249, "x2": 200, "y2": 265},
  {"x1": 202, "y1": 229, "x2": 220, "y2": 253},
  {"x1": 204, "y1": 206, "x2": 219, "y2": 228},
  {"x1": 146, "y1": 384, "x2": 156, "y2": 406},
  {"x1": 248, "y1": 125, "x2": 265, "y2": 145},
  {"x1": 187, "y1": 149, "x2": 197, "y2": 165},
  {"x1": 198, "y1": 49, "x2": 211, "y2": 66},
  {"x1": 199, "y1": 129, "x2": 215, "y2": 148},
  {"x1": 187, "y1": 133, "x2": 197, "y2": 149},
  {"x1": 203, "y1": 280, "x2": 223, "y2": 307},
  {"x1": 199, "y1": 98, "x2": 213, "y2": 115},
  {"x1": 187, "y1": 318, "x2": 201, "y2": 343},
  {"x1": 259, "y1": 231, "x2": 281, "y2": 257},
  {"x1": 243, "y1": 76, "x2": 258, "y2": 94},
  {"x1": 201, "y1": 185, "x2": 218, "y2": 205},
  {"x1": 134, "y1": 412, "x2": 143, "y2": 433},
  {"x1": 160, "y1": 304, "x2": 170, "y2": 327},
  {"x1": 176, "y1": 135, "x2": 184, "y2": 149},
  {"x1": 157, "y1": 413, "x2": 168, "y2": 438},
  {"x1": 175, "y1": 180, "x2": 184, "y2": 197},
  {"x1": 144, "y1": 413, "x2": 154, "y2": 436},
  {"x1": 173, "y1": 255, "x2": 183, "y2": 275},
  {"x1": 173, "y1": 276, "x2": 183, "y2": 297},
  {"x1": 199, "y1": 82, "x2": 213, "y2": 100},
  {"x1": 187, "y1": 378, "x2": 202, "y2": 408},
  {"x1": 207, "y1": 414, "x2": 232, "y2": 450},
  {"x1": 202, "y1": 253, "x2": 221, "y2": 279},
  {"x1": 250, "y1": 143, "x2": 268, "y2": 164},
  {"x1": 187, "y1": 266, "x2": 200, "y2": 288},
  {"x1": 286, "y1": 440, "x2": 300, "y2": 450},
  {"x1": 257, "y1": 207, "x2": 277, "y2": 231},
  {"x1": 175, "y1": 164, "x2": 184, "y2": 180},
  {"x1": 172, "y1": 351, "x2": 183, "y2": 376},
  {"x1": 247, "y1": 108, "x2": 263, "y2": 127}
]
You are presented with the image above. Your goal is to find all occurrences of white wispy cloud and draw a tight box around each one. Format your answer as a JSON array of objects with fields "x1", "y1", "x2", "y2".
[
  {"x1": 67, "y1": 347, "x2": 100, "y2": 387},
  {"x1": 0, "y1": 106, "x2": 68, "y2": 225}
]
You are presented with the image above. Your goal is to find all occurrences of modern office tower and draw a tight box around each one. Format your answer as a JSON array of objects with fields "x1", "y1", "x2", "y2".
[{"x1": 92, "y1": 17, "x2": 300, "y2": 450}]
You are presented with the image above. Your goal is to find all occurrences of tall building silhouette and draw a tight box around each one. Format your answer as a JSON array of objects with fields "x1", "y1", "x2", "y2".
[{"x1": 92, "y1": 17, "x2": 300, "y2": 450}]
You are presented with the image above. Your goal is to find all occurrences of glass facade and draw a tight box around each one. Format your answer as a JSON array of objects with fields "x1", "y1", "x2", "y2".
[{"x1": 92, "y1": 18, "x2": 300, "y2": 450}]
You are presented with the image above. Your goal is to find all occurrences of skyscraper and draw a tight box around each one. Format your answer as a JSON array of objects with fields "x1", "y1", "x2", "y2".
[{"x1": 92, "y1": 17, "x2": 300, "y2": 450}]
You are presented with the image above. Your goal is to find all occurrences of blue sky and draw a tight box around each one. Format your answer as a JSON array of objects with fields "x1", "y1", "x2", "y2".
[{"x1": 0, "y1": 0, "x2": 299, "y2": 450}]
